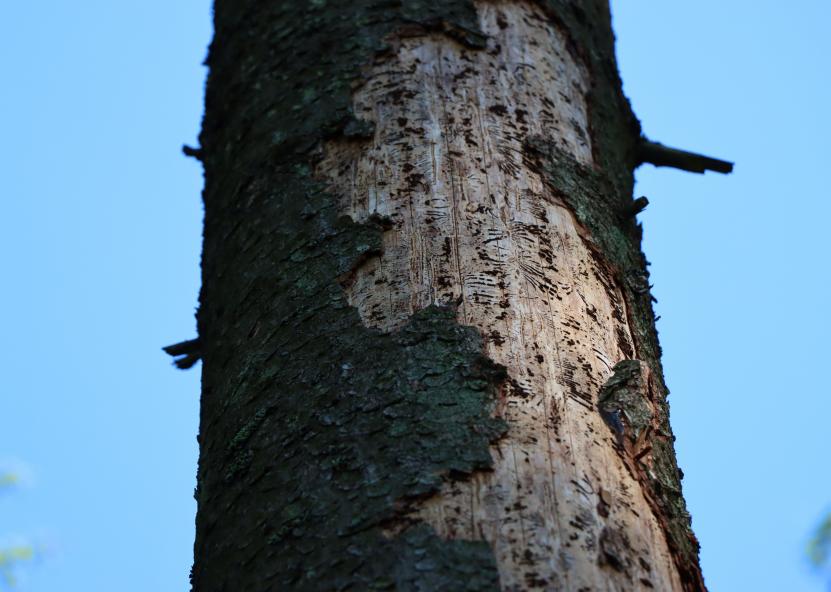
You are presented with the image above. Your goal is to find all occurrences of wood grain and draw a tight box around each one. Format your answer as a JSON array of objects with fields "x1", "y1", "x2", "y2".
[{"x1": 318, "y1": 2, "x2": 683, "y2": 589}]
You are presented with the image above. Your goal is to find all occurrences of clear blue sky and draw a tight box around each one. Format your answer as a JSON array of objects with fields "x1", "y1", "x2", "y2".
[{"x1": 1, "y1": 1, "x2": 828, "y2": 590}]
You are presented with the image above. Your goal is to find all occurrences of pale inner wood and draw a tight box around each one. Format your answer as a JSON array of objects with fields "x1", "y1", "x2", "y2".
[{"x1": 318, "y1": 2, "x2": 683, "y2": 589}]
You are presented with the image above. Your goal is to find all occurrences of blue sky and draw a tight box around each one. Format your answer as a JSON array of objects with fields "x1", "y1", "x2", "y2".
[{"x1": 1, "y1": 1, "x2": 828, "y2": 590}]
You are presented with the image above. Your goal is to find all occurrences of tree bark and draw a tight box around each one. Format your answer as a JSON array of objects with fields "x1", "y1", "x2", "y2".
[{"x1": 191, "y1": 1, "x2": 705, "y2": 590}]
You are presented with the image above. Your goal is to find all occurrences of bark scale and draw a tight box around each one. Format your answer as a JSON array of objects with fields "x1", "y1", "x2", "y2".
[{"x1": 192, "y1": 1, "x2": 705, "y2": 590}]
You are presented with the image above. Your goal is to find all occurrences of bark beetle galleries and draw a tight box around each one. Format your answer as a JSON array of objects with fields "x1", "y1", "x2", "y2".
[
  {"x1": 194, "y1": 0, "x2": 704, "y2": 590},
  {"x1": 318, "y1": 2, "x2": 687, "y2": 590}
]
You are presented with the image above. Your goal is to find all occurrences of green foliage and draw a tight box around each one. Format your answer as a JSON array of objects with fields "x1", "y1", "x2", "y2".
[
  {"x1": 0, "y1": 474, "x2": 18, "y2": 489},
  {"x1": 0, "y1": 546, "x2": 34, "y2": 589},
  {"x1": 808, "y1": 512, "x2": 831, "y2": 570},
  {"x1": 0, "y1": 472, "x2": 34, "y2": 589}
]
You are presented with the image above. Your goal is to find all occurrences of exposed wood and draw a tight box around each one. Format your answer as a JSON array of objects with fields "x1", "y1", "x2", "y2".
[{"x1": 318, "y1": 2, "x2": 685, "y2": 589}]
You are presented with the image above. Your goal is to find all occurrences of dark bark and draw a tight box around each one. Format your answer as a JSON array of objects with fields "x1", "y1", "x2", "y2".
[{"x1": 189, "y1": 1, "x2": 705, "y2": 590}]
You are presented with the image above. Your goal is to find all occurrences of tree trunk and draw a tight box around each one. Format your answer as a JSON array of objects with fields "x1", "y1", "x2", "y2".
[{"x1": 191, "y1": 1, "x2": 705, "y2": 590}]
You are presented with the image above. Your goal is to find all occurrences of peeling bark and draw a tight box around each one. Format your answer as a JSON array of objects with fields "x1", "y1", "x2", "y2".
[
  {"x1": 192, "y1": 0, "x2": 704, "y2": 590},
  {"x1": 318, "y1": 3, "x2": 685, "y2": 589}
]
